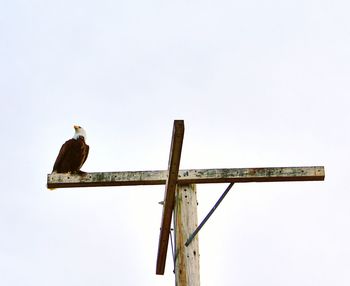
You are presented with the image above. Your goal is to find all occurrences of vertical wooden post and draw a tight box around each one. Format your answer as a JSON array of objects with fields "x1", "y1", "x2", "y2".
[{"x1": 174, "y1": 184, "x2": 200, "y2": 286}]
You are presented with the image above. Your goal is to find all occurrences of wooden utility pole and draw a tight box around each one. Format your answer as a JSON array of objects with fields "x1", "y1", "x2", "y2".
[
  {"x1": 174, "y1": 184, "x2": 200, "y2": 286},
  {"x1": 47, "y1": 120, "x2": 325, "y2": 286}
]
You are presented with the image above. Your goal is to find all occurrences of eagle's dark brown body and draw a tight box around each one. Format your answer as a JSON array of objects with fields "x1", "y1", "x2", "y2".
[{"x1": 52, "y1": 137, "x2": 89, "y2": 173}]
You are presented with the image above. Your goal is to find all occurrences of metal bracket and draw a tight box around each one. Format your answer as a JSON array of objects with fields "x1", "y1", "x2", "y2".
[{"x1": 185, "y1": 183, "x2": 234, "y2": 247}]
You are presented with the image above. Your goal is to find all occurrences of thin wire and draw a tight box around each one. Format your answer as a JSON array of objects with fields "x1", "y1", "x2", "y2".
[{"x1": 170, "y1": 229, "x2": 175, "y2": 273}]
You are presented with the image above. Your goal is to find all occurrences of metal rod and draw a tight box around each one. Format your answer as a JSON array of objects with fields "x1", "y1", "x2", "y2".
[{"x1": 185, "y1": 182, "x2": 234, "y2": 247}]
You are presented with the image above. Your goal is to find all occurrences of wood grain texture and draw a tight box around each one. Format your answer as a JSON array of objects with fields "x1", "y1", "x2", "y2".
[
  {"x1": 174, "y1": 184, "x2": 200, "y2": 286},
  {"x1": 156, "y1": 120, "x2": 185, "y2": 275},
  {"x1": 47, "y1": 166, "x2": 325, "y2": 189}
]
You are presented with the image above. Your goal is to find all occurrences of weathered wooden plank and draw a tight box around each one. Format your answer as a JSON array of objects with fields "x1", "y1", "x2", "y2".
[
  {"x1": 178, "y1": 166, "x2": 325, "y2": 184},
  {"x1": 47, "y1": 170, "x2": 167, "y2": 189},
  {"x1": 47, "y1": 166, "x2": 325, "y2": 189},
  {"x1": 174, "y1": 184, "x2": 200, "y2": 286},
  {"x1": 156, "y1": 120, "x2": 185, "y2": 275}
]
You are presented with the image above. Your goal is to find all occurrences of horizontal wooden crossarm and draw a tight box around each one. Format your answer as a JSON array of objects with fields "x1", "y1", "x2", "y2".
[{"x1": 47, "y1": 166, "x2": 325, "y2": 189}]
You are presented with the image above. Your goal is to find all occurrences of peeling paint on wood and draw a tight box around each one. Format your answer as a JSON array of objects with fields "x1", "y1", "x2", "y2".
[{"x1": 47, "y1": 166, "x2": 325, "y2": 189}]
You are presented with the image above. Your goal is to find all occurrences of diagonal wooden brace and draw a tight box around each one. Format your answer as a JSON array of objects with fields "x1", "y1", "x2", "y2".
[{"x1": 156, "y1": 120, "x2": 185, "y2": 275}]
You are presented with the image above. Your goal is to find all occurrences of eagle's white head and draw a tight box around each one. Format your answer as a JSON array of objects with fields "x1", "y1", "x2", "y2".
[{"x1": 73, "y1": 125, "x2": 87, "y2": 141}]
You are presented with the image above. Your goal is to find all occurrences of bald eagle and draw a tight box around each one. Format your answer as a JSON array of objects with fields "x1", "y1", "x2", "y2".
[{"x1": 52, "y1": 125, "x2": 89, "y2": 174}]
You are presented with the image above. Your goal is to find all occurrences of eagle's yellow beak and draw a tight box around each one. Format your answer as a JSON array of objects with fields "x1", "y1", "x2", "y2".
[{"x1": 74, "y1": 125, "x2": 79, "y2": 130}]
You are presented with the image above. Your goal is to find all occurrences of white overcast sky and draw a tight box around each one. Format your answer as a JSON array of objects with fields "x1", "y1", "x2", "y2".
[{"x1": 1, "y1": 0, "x2": 349, "y2": 285}]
